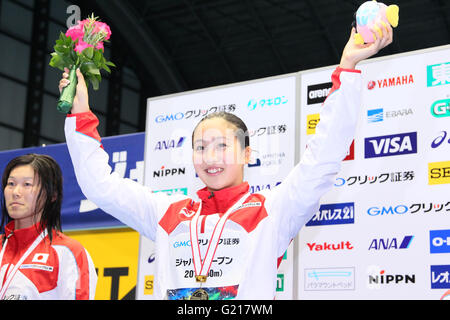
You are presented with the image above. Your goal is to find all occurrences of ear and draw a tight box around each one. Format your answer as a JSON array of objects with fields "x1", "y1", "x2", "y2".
[{"x1": 244, "y1": 146, "x2": 252, "y2": 165}]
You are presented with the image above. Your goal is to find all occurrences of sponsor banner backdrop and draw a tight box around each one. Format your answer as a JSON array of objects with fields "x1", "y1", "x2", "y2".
[
  {"x1": 138, "y1": 74, "x2": 298, "y2": 299},
  {"x1": 0, "y1": 133, "x2": 145, "y2": 231},
  {"x1": 67, "y1": 228, "x2": 140, "y2": 300},
  {"x1": 297, "y1": 45, "x2": 450, "y2": 299}
]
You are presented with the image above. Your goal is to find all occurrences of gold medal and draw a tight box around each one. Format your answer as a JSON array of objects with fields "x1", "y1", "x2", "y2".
[
  {"x1": 191, "y1": 288, "x2": 209, "y2": 300},
  {"x1": 195, "y1": 275, "x2": 207, "y2": 283}
]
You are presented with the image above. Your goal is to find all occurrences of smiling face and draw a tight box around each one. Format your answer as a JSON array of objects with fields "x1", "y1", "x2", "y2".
[
  {"x1": 4, "y1": 165, "x2": 43, "y2": 230},
  {"x1": 192, "y1": 118, "x2": 251, "y2": 191}
]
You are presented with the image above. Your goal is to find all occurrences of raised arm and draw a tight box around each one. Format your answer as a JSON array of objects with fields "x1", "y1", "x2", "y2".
[
  {"x1": 60, "y1": 69, "x2": 184, "y2": 240},
  {"x1": 269, "y1": 26, "x2": 393, "y2": 255}
]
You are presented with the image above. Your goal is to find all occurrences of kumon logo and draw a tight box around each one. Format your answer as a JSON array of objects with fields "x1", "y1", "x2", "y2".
[{"x1": 367, "y1": 74, "x2": 414, "y2": 90}]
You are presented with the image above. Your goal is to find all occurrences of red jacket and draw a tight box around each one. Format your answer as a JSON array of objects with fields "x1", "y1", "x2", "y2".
[{"x1": 0, "y1": 221, "x2": 97, "y2": 300}]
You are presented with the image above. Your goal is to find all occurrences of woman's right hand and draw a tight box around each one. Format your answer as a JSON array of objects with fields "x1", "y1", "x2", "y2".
[{"x1": 59, "y1": 67, "x2": 90, "y2": 114}]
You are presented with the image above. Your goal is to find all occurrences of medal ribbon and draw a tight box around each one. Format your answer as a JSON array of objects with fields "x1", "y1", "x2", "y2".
[
  {"x1": 0, "y1": 230, "x2": 47, "y2": 299},
  {"x1": 190, "y1": 192, "x2": 250, "y2": 283}
]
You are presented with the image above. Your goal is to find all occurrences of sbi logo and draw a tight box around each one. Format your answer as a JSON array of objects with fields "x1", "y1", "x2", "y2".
[
  {"x1": 173, "y1": 240, "x2": 191, "y2": 248},
  {"x1": 155, "y1": 112, "x2": 185, "y2": 123},
  {"x1": 367, "y1": 205, "x2": 408, "y2": 216}
]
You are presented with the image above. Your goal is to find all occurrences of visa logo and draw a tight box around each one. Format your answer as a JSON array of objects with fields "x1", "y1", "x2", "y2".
[{"x1": 365, "y1": 132, "x2": 417, "y2": 158}]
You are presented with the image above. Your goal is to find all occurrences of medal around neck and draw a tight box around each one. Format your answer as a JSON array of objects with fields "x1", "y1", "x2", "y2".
[{"x1": 191, "y1": 288, "x2": 209, "y2": 300}]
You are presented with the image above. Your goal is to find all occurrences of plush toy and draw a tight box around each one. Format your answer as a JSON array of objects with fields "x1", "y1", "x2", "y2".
[{"x1": 354, "y1": 0, "x2": 399, "y2": 44}]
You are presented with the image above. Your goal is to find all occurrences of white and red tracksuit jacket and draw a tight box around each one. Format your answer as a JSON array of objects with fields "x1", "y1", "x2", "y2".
[
  {"x1": 0, "y1": 221, "x2": 97, "y2": 300},
  {"x1": 65, "y1": 67, "x2": 361, "y2": 299}
]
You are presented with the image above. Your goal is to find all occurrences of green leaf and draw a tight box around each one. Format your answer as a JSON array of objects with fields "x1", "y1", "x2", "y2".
[
  {"x1": 80, "y1": 62, "x2": 101, "y2": 85},
  {"x1": 102, "y1": 64, "x2": 111, "y2": 73},
  {"x1": 83, "y1": 47, "x2": 94, "y2": 60},
  {"x1": 105, "y1": 61, "x2": 116, "y2": 67}
]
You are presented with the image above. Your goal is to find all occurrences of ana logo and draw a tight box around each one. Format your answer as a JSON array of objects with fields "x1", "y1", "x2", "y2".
[
  {"x1": 307, "y1": 241, "x2": 354, "y2": 251},
  {"x1": 430, "y1": 229, "x2": 450, "y2": 254},
  {"x1": 307, "y1": 82, "x2": 332, "y2": 105},
  {"x1": 430, "y1": 99, "x2": 450, "y2": 118},
  {"x1": 154, "y1": 137, "x2": 186, "y2": 151},
  {"x1": 368, "y1": 74, "x2": 414, "y2": 90},
  {"x1": 306, "y1": 202, "x2": 354, "y2": 227},
  {"x1": 368, "y1": 269, "x2": 416, "y2": 285},
  {"x1": 428, "y1": 161, "x2": 450, "y2": 185},
  {"x1": 249, "y1": 181, "x2": 281, "y2": 194},
  {"x1": 153, "y1": 166, "x2": 186, "y2": 178},
  {"x1": 364, "y1": 132, "x2": 417, "y2": 158},
  {"x1": 431, "y1": 265, "x2": 450, "y2": 289},
  {"x1": 368, "y1": 236, "x2": 413, "y2": 250},
  {"x1": 31, "y1": 253, "x2": 49, "y2": 264},
  {"x1": 155, "y1": 112, "x2": 185, "y2": 123},
  {"x1": 306, "y1": 114, "x2": 320, "y2": 135},
  {"x1": 427, "y1": 62, "x2": 450, "y2": 87}
]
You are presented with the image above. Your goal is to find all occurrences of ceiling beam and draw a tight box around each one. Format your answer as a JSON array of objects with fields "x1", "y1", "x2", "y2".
[
  {"x1": 183, "y1": 0, "x2": 236, "y2": 82},
  {"x1": 92, "y1": 0, "x2": 188, "y2": 95},
  {"x1": 245, "y1": 0, "x2": 287, "y2": 73},
  {"x1": 305, "y1": 0, "x2": 340, "y2": 62}
]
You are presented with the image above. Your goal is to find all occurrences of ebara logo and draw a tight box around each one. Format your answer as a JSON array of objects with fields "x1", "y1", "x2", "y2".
[
  {"x1": 365, "y1": 132, "x2": 417, "y2": 158},
  {"x1": 367, "y1": 108, "x2": 383, "y2": 123}
]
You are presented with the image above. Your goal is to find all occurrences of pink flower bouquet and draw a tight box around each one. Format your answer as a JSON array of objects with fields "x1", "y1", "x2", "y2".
[{"x1": 49, "y1": 14, "x2": 115, "y2": 113}]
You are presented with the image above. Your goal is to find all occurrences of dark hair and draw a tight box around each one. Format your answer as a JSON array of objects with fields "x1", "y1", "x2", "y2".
[
  {"x1": 191, "y1": 112, "x2": 250, "y2": 149},
  {"x1": 1, "y1": 154, "x2": 63, "y2": 242}
]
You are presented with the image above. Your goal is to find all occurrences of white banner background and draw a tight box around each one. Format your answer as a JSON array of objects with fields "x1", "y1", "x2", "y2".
[{"x1": 296, "y1": 45, "x2": 450, "y2": 300}]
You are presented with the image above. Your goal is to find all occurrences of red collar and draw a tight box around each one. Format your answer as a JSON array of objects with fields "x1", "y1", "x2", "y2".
[
  {"x1": 196, "y1": 182, "x2": 250, "y2": 215},
  {"x1": 4, "y1": 221, "x2": 44, "y2": 248}
]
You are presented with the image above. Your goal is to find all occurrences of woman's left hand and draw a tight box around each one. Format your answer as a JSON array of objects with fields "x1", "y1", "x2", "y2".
[{"x1": 340, "y1": 22, "x2": 393, "y2": 69}]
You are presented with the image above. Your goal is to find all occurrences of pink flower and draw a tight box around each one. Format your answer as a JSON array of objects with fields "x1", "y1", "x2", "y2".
[
  {"x1": 66, "y1": 24, "x2": 84, "y2": 42},
  {"x1": 94, "y1": 21, "x2": 112, "y2": 40},
  {"x1": 74, "y1": 40, "x2": 93, "y2": 53},
  {"x1": 95, "y1": 42, "x2": 104, "y2": 51}
]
